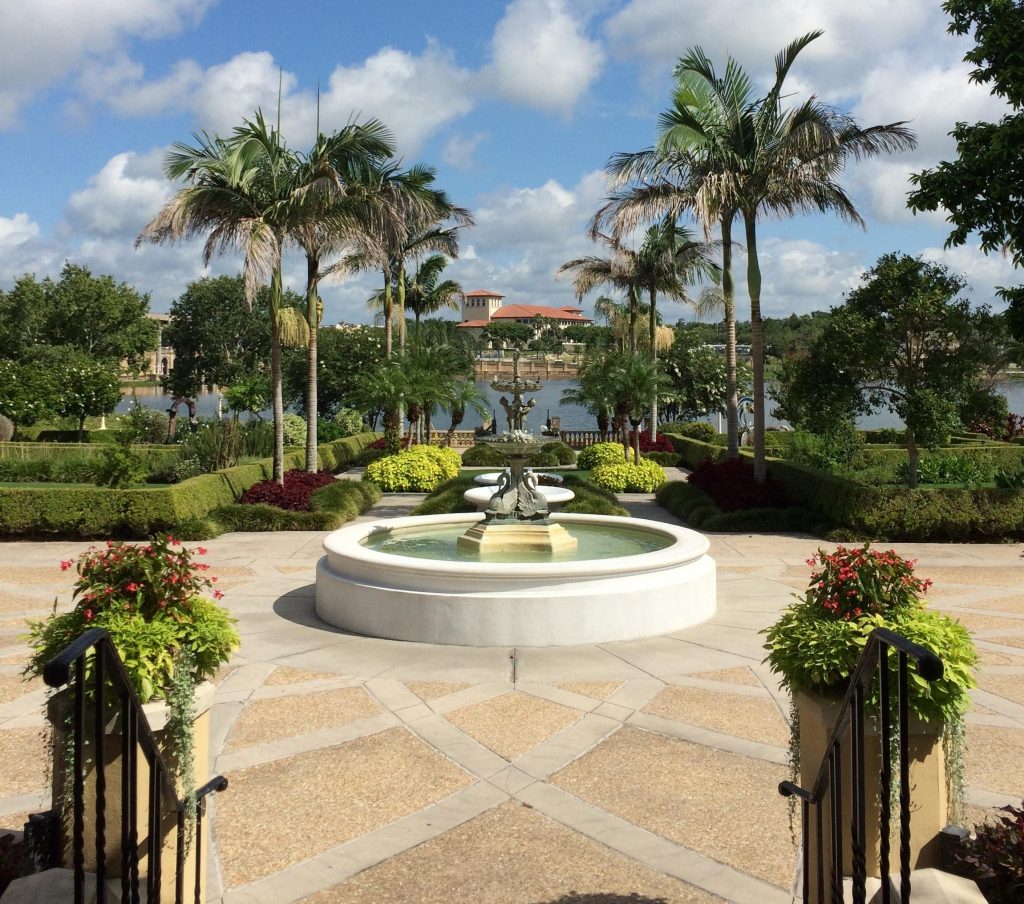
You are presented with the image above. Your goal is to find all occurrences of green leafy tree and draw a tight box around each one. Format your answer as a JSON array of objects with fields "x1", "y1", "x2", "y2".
[
  {"x1": 283, "y1": 325, "x2": 384, "y2": 418},
  {"x1": 164, "y1": 275, "x2": 273, "y2": 396},
  {"x1": 43, "y1": 350, "x2": 122, "y2": 441},
  {"x1": 662, "y1": 327, "x2": 751, "y2": 422},
  {"x1": 908, "y1": 0, "x2": 1024, "y2": 342},
  {"x1": 0, "y1": 359, "x2": 59, "y2": 427},
  {"x1": 443, "y1": 380, "x2": 489, "y2": 446},
  {"x1": 483, "y1": 321, "x2": 532, "y2": 348},
  {"x1": 782, "y1": 254, "x2": 1003, "y2": 486},
  {"x1": 0, "y1": 266, "x2": 157, "y2": 369}
]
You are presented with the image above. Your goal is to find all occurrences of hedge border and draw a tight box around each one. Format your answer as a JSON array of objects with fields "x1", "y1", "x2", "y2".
[
  {"x1": 0, "y1": 433, "x2": 377, "y2": 539},
  {"x1": 662, "y1": 432, "x2": 1024, "y2": 540}
]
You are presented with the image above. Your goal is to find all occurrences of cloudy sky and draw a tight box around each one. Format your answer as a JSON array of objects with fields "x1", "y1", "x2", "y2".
[{"x1": 0, "y1": 0, "x2": 1016, "y2": 324}]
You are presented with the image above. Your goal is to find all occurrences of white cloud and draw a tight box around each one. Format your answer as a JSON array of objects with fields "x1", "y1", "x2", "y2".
[
  {"x1": 0, "y1": 0, "x2": 211, "y2": 128},
  {"x1": 486, "y1": 0, "x2": 604, "y2": 112},
  {"x1": 442, "y1": 132, "x2": 489, "y2": 169},
  {"x1": 76, "y1": 54, "x2": 204, "y2": 117},
  {"x1": 0, "y1": 213, "x2": 40, "y2": 247},
  {"x1": 920, "y1": 244, "x2": 1021, "y2": 306},
  {"x1": 64, "y1": 151, "x2": 173, "y2": 238}
]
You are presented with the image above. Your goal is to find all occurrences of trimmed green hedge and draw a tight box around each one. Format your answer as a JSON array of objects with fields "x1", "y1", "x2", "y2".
[
  {"x1": 662, "y1": 434, "x2": 727, "y2": 469},
  {"x1": 656, "y1": 481, "x2": 814, "y2": 533},
  {"x1": 0, "y1": 432, "x2": 376, "y2": 538}
]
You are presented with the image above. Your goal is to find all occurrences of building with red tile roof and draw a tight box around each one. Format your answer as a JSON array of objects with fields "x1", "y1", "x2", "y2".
[{"x1": 457, "y1": 291, "x2": 591, "y2": 338}]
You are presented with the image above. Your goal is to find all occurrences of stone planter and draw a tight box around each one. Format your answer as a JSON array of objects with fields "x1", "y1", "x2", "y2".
[
  {"x1": 797, "y1": 689, "x2": 949, "y2": 902},
  {"x1": 48, "y1": 681, "x2": 215, "y2": 903}
]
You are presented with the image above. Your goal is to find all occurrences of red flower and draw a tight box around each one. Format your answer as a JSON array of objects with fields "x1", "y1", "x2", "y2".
[
  {"x1": 60, "y1": 560, "x2": 73, "y2": 571},
  {"x1": 125, "y1": 582, "x2": 138, "y2": 592},
  {"x1": 83, "y1": 609, "x2": 94, "y2": 621},
  {"x1": 213, "y1": 590, "x2": 224, "y2": 600},
  {"x1": 196, "y1": 547, "x2": 208, "y2": 556}
]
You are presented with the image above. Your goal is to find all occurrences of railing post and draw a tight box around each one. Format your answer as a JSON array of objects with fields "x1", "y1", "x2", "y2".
[
  {"x1": 898, "y1": 650, "x2": 912, "y2": 902},
  {"x1": 73, "y1": 655, "x2": 86, "y2": 904},
  {"x1": 94, "y1": 648, "x2": 107, "y2": 904},
  {"x1": 879, "y1": 647, "x2": 892, "y2": 904}
]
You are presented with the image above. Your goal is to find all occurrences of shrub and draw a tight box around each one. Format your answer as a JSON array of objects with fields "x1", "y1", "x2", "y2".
[
  {"x1": 282, "y1": 413, "x2": 307, "y2": 446},
  {"x1": 528, "y1": 451, "x2": 558, "y2": 467},
  {"x1": 577, "y1": 441, "x2": 629, "y2": 470},
  {"x1": 540, "y1": 441, "x2": 576, "y2": 465},
  {"x1": 92, "y1": 442, "x2": 148, "y2": 488},
  {"x1": 644, "y1": 451, "x2": 680, "y2": 466},
  {"x1": 591, "y1": 459, "x2": 666, "y2": 492},
  {"x1": 664, "y1": 434, "x2": 727, "y2": 469},
  {"x1": 560, "y1": 474, "x2": 630, "y2": 516},
  {"x1": 897, "y1": 453, "x2": 995, "y2": 486},
  {"x1": 177, "y1": 420, "x2": 243, "y2": 472},
  {"x1": 24, "y1": 536, "x2": 239, "y2": 702},
  {"x1": 461, "y1": 443, "x2": 509, "y2": 467},
  {"x1": 627, "y1": 430, "x2": 676, "y2": 453},
  {"x1": 412, "y1": 477, "x2": 479, "y2": 515},
  {"x1": 0, "y1": 415, "x2": 13, "y2": 443},
  {"x1": 240, "y1": 469, "x2": 336, "y2": 511},
  {"x1": 332, "y1": 408, "x2": 365, "y2": 437},
  {"x1": 363, "y1": 445, "x2": 460, "y2": 492},
  {"x1": 661, "y1": 421, "x2": 716, "y2": 442},
  {"x1": 656, "y1": 481, "x2": 812, "y2": 532},
  {"x1": 118, "y1": 403, "x2": 168, "y2": 444},
  {"x1": 688, "y1": 458, "x2": 791, "y2": 511},
  {"x1": 789, "y1": 424, "x2": 864, "y2": 474},
  {"x1": 951, "y1": 802, "x2": 1024, "y2": 904},
  {"x1": 353, "y1": 445, "x2": 388, "y2": 467}
]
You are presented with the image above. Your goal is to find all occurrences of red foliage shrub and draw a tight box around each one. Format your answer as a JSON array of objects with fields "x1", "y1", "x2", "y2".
[
  {"x1": 627, "y1": 431, "x2": 676, "y2": 453},
  {"x1": 971, "y1": 413, "x2": 1024, "y2": 441},
  {"x1": 240, "y1": 469, "x2": 336, "y2": 511},
  {"x1": 687, "y1": 457, "x2": 791, "y2": 511}
]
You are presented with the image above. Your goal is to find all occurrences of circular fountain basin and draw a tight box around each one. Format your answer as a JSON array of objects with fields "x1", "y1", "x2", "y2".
[
  {"x1": 473, "y1": 471, "x2": 563, "y2": 486},
  {"x1": 316, "y1": 513, "x2": 716, "y2": 646},
  {"x1": 463, "y1": 485, "x2": 575, "y2": 512}
]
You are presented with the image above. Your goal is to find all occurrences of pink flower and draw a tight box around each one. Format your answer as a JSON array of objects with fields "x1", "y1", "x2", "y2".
[
  {"x1": 213, "y1": 590, "x2": 224, "y2": 600},
  {"x1": 196, "y1": 547, "x2": 208, "y2": 556},
  {"x1": 125, "y1": 582, "x2": 138, "y2": 592},
  {"x1": 60, "y1": 560, "x2": 74, "y2": 571},
  {"x1": 83, "y1": 608, "x2": 94, "y2": 621}
]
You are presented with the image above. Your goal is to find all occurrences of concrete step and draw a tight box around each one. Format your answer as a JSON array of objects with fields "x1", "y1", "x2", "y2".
[
  {"x1": 840, "y1": 868, "x2": 986, "y2": 904},
  {"x1": 2, "y1": 868, "x2": 134, "y2": 903}
]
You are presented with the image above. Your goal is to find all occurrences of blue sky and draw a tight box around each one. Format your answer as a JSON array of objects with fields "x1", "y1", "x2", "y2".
[{"x1": 0, "y1": 0, "x2": 1017, "y2": 324}]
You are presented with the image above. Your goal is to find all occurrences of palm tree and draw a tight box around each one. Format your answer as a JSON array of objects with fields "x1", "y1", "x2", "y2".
[
  {"x1": 607, "y1": 352, "x2": 671, "y2": 463},
  {"x1": 289, "y1": 119, "x2": 396, "y2": 471},
  {"x1": 138, "y1": 113, "x2": 310, "y2": 483},
  {"x1": 595, "y1": 32, "x2": 916, "y2": 480},
  {"x1": 349, "y1": 361, "x2": 409, "y2": 453},
  {"x1": 443, "y1": 380, "x2": 489, "y2": 447},
  {"x1": 368, "y1": 254, "x2": 463, "y2": 336}
]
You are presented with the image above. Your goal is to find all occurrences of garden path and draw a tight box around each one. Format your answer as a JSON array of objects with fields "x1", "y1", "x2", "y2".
[{"x1": 0, "y1": 506, "x2": 1021, "y2": 903}]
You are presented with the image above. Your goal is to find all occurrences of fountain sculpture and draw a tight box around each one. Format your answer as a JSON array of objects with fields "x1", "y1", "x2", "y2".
[{"x1": 458, "y1": 351, "x2": 576, "y2": 555}]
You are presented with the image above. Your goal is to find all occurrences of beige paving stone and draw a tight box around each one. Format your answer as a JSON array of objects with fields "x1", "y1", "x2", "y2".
[
  {"x1": 963, "y1": 804, "x2": 1001, "y2": 830},
  {"x1": 642, "y1": 686, "x2": 789, "y2": 748},
  {"x1": 0, "y1": 566, "x2": 68, "y2": 586},
  {"x1": 553, "y1": 727, "x2": 794, "y2": 890},
  {"x1": 445, "y1": 692, "x2": 581, "y2": 761},
  {"x1": 955, "y1": 594, "x2": 1024, "y2": 614},
  {"x1": 0, "y1": 591, "x2": 57, "y2": 614},
  {"x1": 985, "y1": 635, "x2": 1024, "y2": 650},
  {"x1": 300, "y1": 800, "x2": 722, "y2": 904},
  {"x1": 0, "y1": 727, "x2": 50, "y2": 796},
  {"x1": 263, "y1": 666, "x2": 340, "y2": 687},
  {"x1": 556, "y1": 681, "x2": 623, "y2": 701},
  {"x1": 920, "y1": 567, "x2": 1024, "y2": 589},
  {"x1": 979, "y1": 649, "x2": 1024, "y2": 666},
  {"x1": 215, "y1": 726, "x2": 472, "y2": 888},
  {"x1": 949, "y1": 612, "x2": 1024, "y2": 633},
  {"x1": 0, "y1": 651, "x2": 29, "y2": 665},
  {"x1": 0, "y1": 810, "x2": 33, "y2": 833},
  {"x1": 0, "y1": 671, "x2": 43, "y2": 704},
  {"x1": 965, "y1": 724, "x2": 1024, "y2": 796},
  {"x1": 275, "y1": 564, "x2": 315, "y2": 574},
  {"x1": 971, "y1": 703, "x2": 999, "y2": 716},
  {"x1": 690, "y1": 666, "x2": 761, "y2": 687},
  {"x1": 978, "y1": 672, "x2": 1024, "y2": 708},
  {"x1": 223, "y1": 686, "x2": 381, "y2": 753},
  {"x1": 405, "y1": 681, "x2": 471, "y2": 701},
  {"x1": 718, "y1": 565, "x2": 764, "y2": 575}
]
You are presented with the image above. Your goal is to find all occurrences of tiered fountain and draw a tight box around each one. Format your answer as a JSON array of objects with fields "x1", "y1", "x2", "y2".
[{"x1": 316, "y1": 351, "x2": 716, "y2": 646}]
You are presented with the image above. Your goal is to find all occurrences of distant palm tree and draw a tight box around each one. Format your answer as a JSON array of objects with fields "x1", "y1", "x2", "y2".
[
  {"x1": 443, "y1": 380, "x2": 490, "y2": 447},
  {"x1": 349, "y1": 361, "x2": 409, "y2": 453},
  {"x1": 595, "y1": 31, "x2": 916, "y2": 479},
  {"x1": 368, "y1": 254, "x2": 463, "y2": 336},
  {"x1": 138, "y1": 113, "x2": 311, "y2": 483}
]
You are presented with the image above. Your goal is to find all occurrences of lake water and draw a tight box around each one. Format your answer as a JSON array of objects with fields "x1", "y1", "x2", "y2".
[{"x1": 117, "y1": 379, "x2": 1024, "y2": 432}]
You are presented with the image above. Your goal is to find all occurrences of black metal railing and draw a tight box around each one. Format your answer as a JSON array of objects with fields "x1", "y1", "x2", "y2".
[
  {"x1": 43, "y1": 627, "x2": 228, "y2": 904},
  {"x1": 778, "y1": 627, "x2": 944, "y2": 904}
]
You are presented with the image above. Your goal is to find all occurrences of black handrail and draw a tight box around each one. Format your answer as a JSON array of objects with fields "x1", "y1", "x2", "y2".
[
  {"x1": 43, "y1": 628, "x2": 228, "y2": 904},
  {"x1": 779, "y1": 627, "x2": 943, "y2": 904}
]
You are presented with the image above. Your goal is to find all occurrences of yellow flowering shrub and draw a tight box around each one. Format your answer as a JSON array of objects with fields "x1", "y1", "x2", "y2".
[
  {"x1": 576, "y1": 441, "x2": 629, "y2": 470},
  {"x1": 591, "y1": 458, "x2": 666, "y2": 493},
  {"x1": 363, "y1": 444, "x2": 460, "y2": 491}
]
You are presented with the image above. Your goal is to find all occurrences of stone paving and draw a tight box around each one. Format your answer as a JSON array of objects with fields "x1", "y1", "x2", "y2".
[{"x1": 0, "y1": 488, "x2": 1022, "y2": 903}]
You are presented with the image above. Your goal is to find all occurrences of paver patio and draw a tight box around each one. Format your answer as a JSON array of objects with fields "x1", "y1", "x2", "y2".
[{"x1": 0, "y1": 491, "x2": 1022, "y2": 903}]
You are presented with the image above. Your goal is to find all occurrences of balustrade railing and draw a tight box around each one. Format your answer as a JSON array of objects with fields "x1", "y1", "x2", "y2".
[
  {"x1": 778, "y1": 627, "x2": 944, "y2": 904},
  {"x1": 43, "y1": 627, "x2": 227, "y2": 904}
]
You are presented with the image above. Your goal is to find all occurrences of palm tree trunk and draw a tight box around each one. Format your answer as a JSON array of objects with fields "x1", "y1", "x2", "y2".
[
  {"x1": 383, "y1": 273, "x2": 394, "y2": 359},
  {"x1": 628, "y1": 287, "x2": 638, "y2": 354},
  {"x1": 744, "y1": 214, "x2": 766, "y2": 482},
  {"x1": 631, "y1": 419, "x2": 642, "y2": 464},
  {"x1": 304, "y1": 254, "x2": 320, "y2": 473},
  {"x1": 270, "y1": 267, "x2": 285, "y2": 484},
  {"x1": 397, "y1": 261, "x2": 407, "y2": 351},
  {"x1": 648, "y1": 287, "x2": 658, "y2": 442},
  {"x1": 722, "y1": 214, "x2": 739, "y2": 459}
]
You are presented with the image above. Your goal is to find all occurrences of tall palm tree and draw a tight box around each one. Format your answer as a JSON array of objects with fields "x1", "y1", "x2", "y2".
[
  {"x1": 443, "y1": 380, "x2": 489, "y2": 447},
  {"x1": 138, "y1": 113, "x2": 311, "y2": 483},
  {"x1": 595, "y1": 32, "x2": 916, "y2": 480},
  {"x1": 289, "y1": 119, "x2": 396, "y2": 471}
]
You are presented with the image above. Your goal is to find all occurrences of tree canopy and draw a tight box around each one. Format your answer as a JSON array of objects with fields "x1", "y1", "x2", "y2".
[{"x1": 908, "y1": 0, "x2": 1024, "y2": 338}]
